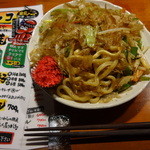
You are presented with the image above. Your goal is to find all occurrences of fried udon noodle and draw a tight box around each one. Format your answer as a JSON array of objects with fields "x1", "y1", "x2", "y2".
[{"x1": 30, "y1": 0, "x2": 150, "y2": 103}]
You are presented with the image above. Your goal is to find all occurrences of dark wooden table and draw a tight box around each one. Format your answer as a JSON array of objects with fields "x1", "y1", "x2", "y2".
[{"x1": 1, "y1": 0, "x2": 150, "y2": 149}]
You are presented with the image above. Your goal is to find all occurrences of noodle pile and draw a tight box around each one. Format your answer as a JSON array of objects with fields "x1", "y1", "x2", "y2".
[{"x1": 30, "y1": 0, "x2": 150, "y2": 103}]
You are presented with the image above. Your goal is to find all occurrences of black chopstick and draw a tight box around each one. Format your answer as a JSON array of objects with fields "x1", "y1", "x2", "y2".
[
  {"x1": 24, "y1": 128, "x2": 150, "y2": 138},
  {"x1": 25, "y1": 122, "x2": 150, "y2": 131},
  {"x1": 26, "y1": 135, "x2": 150, "y2": 146}
]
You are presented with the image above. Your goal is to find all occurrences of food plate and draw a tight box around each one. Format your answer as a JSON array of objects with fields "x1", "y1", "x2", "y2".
[{"x1": 28, "y1": 0, "x2": 150, "y2": 109}]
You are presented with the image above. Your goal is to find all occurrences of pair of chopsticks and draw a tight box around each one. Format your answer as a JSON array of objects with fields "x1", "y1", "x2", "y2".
[{"x1": 24, "y1": 122, "x2": 150, "y2": 138}]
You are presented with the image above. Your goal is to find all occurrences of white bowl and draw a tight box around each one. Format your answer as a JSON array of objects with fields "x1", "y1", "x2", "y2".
[{"x1": 28, "y1": 0, "x2": 150, "y2": 109}]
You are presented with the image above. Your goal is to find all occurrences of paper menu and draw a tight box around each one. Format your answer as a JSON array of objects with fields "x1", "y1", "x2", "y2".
[
  {"x1": 21, "y1": 85, "x2": 52, "y2": 150},
  {"x1": 0, "y1": 4, "x2": 50, "y2": 149}
]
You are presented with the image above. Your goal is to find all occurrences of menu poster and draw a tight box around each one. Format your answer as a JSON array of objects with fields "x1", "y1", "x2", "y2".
[{"x1": 0, "y1": 5, "x2": 43, "y2": 149}]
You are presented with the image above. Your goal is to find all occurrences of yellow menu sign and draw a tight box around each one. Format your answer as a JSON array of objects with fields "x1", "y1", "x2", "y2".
[
  {"x1": 0, "y1": 99, "x2": 7, "y2": 111},
  {"x1": 0, "y1": 11, "x2": 18, "y2": 24},
  {"x1": 0, "y1": 72, "x2": 8, "y2": 84}
]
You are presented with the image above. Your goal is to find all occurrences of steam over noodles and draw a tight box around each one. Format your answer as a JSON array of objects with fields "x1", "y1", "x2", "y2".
[{"x1": 30, "y1": 0, "x2": 150, "y2": 103}]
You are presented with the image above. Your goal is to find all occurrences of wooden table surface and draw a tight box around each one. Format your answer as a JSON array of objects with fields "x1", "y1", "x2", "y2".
[{"x1": 1, "y1": 0, "x2": 150, "y2": 150}]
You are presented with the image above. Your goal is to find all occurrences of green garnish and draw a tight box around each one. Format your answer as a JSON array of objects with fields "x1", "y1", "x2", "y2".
[
  {"x1": 140, "y1": 76, "x2": 150, "y2": 81},
  {"x1": 130, "y1": 47, "x2": 138, "y2": 57},
  {"x1": 39, "y1": 20, "x2": 53, "y2": 33},
  {"x1": 64, "y1": 47, "x2": 71, "y2": 57},
  {"x1": 132, "y1": 18, "x2": 139, "y2": 21},
  {"x1": 124, "y1": 49, "x2": 128, "y2": 58},
  {"x1": 137, "y1": 40, "x2": 142, "y2": 49},
  {"x1": 51, "y1": 9, "x2": 71, "y2": 15},
  {"x1": 123, "y1": 67, "x2": 133, "y2": 76},
  {"x1": 51, "y1": 8, "x2": 78, "y2": 18},
  {"x1": 118, "y1": 82, "x2": 132, "y2": 93},
  {"x1": 122, "y1": 36, "x2": 128, "y2": 43}
]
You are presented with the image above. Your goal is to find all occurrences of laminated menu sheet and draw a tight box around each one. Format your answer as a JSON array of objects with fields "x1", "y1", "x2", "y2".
[{"x1": 0, "y1": 4, "x2": 50, "y2": 150}]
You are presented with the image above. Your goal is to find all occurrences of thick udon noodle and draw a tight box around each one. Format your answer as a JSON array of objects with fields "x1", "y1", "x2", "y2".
[{"x1": 30, "y1": 0, "x2": 150, "y2": 103}]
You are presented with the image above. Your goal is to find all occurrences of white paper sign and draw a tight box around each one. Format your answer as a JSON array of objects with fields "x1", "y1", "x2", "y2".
[{"x1": 0, "y1": 5, "x2": 46, "y2": 149}]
